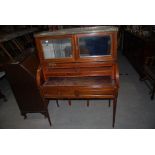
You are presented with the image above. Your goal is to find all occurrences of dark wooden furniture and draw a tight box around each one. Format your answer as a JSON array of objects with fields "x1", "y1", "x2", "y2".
[
  {"x1": 141, "y1": 56, "x2": 155, "y2": 100},
  {"x1": 123, "y1": 30, "x2": 155, "y2": 78},
  {"x1": 0, "y1": 28, "x2": 38, "y2": 67},
  {"x1": 35, "y1": 26, "x2": 119, "y2": 127},
  {"x1": 0, "y1": 90, "x2": 5, "y2": 101},
  {"x1": 0, "y1": 71, "x2": 7, "y2": 101},
  {"x1": 5, "y1": 49, "x2": 51, "y2": 125}
]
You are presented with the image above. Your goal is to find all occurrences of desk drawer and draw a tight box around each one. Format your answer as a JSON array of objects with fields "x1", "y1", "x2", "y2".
[
  {"x1": 42, "y1": 86, "x2": 115, "y2": 98},
  {"x1": 75, "y1": 88, "x2": 114, "y2": 96}
]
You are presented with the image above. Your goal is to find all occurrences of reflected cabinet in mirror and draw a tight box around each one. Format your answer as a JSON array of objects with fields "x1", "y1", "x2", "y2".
[
  {"x1": 78, "y1": 35, "x2": 111, "y2": 57},
  {"x1": 41, "y1": 38, "x2": 72, "y2": 59}
]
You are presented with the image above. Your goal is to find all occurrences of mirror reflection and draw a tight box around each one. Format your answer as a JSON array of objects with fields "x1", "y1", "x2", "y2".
[
  {"x1": 41, "y1": 38, "x2": 72, "y2": 59},
  {"x1": 79, "y1": 35, "x2": 111, "y2": 57}
]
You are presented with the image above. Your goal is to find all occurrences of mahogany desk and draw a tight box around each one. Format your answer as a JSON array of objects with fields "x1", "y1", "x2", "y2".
[{"x1": 35, "y1": 26, "x2": 119, "y2": 127}]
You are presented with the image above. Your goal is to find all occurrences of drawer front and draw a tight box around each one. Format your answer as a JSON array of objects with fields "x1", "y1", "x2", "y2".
[
  {"x1": 42, "y1": 86, "x2": 115, "y2": 99},
  {"x1": 45, "y1": 67, "x2": 112, "y2": 77},
  {"x1": 42, "y1": 86, "x2": 74, "y2": 97}
]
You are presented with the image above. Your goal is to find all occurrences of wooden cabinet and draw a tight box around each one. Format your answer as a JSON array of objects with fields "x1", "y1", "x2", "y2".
[
  {"x1": 0, "y1": 27, "x2": 52, "y2": 125},
  {"x1": 123, "y1": 30, "x2": 155, "y2": 77},
  {"x1": 5, "y1": 50, "x2": 51, "y2": 125},
  {"x1": 35, "y1": 26, "x2": 119, "y2": 127}
]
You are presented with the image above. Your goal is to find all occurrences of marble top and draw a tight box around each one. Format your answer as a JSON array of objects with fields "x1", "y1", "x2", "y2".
[{"x1": 34, "y1": 26, "x2": 118, "y2": 37}]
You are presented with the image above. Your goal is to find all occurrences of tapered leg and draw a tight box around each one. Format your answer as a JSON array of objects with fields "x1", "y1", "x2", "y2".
[
  {"x1": 109, "y1": 99, "x2": 111, "y2": 107},
  {"x1": 43, "y1": 99, "x2": 52, "y2": 126},
  {"x1": 112, "y1": 98, "x2": 117, "y2": 128},
  {"x1": 0, "y1": 89, "x2": 7, "y2": 102},
  {"x1": 43, "y1": 111, "x2": 52, "y2": 126},
  {"x1": 21, "y1": 112, "x2": 27, "y2": 119},
  {"x1": 68, "y1": 100, "x2": 71, "y2": 106},
  {"x1": 56, "y1": 100, "x2": 59, "y2": 107},
  {"x1": 151, "y1": 86, "x2": 155, "y2": 100},
  {"x1": 87, "y1": 100, "x2": 89, "y2": 107},
  {"x1": 46, "y1": 111, "x2": 52, "y2": 126}
]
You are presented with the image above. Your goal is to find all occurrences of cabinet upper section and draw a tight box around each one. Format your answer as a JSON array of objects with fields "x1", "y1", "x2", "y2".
[{"x1": 35, "y1": 26, "x2": 118, "y2": 63}]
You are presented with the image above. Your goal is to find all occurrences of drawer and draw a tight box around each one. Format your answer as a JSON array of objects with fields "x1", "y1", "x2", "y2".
[
  {"x1": 75, "y1": 88, "x2": 114, "y2": 96},
  {"x1": 42, "y1": 86, "x2": 74, "y2": 97},
  {"x1": 45, "y1": 67, "x2": 112, "y2": 77},
  {"x1": 41, "y1": 86, "x2": 115, "y2": 99}
]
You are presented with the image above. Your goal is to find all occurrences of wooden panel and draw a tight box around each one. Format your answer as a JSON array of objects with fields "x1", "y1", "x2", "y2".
[
  {"x1": 45, "y1": 66, "x2": 112, "y2": 78},
  {"x1": 44, "y1": 61, "x2": 115, "y2": 68},
  {"x1": 41, "y1": 76, "x2": 116, "y2": 99},
  {"x1": 42, "y1": 86, "x2": 115, "y2": 99},
  {"x1": 5, "y1": 53, "x2": 46, "y2": 112}
]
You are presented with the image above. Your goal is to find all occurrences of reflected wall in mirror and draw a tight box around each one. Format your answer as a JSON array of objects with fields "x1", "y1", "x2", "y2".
[
  {"x1": 41, "y1": 38, "x2": 72, "y2": 59},
  {"x1": 79, "y1": 35, "x2": 111, "y2": 57}
]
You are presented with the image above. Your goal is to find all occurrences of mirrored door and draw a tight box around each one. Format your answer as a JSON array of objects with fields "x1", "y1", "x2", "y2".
[
  {"x1": 78, "y1": 35, "x2": 111, "y2": 57},
  {"x1": 41, "y1": 38, "x2": 72, "y2": 59}
]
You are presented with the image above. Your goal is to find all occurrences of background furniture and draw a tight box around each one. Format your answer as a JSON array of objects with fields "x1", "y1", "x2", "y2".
[
  {"x1": 0, "y1": 71, "x2": 7, "y2": 101},
  {"x1": 5, "y1": 49, "x2": 51, "y2": 125},
  {"x1": 0, "y1": 26, "x2": 51, "y2": 125},
  {"x1": 141, "y1": 56, "x2": 155, "y2": 100},
  {"x1": 0, "y1": 27, "x2": 38, "y2": 66},
  {"x1": 35, "y1": 26, "x2": 119, "y2": 127},
  {"x1": 123, "y1": 27, "x2": 155, "y2": 99},
  {"x1": 123, "y1": 30, "x2": 155, "y2": 78}
]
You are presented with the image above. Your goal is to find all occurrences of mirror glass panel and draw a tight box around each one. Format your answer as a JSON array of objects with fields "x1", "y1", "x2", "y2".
[
  {"x1": 78, "y1": 35, "x2": 111, "y2": 57},
  {"x1": 41, "y1": 38, "x2": 72, "y2": 59}
]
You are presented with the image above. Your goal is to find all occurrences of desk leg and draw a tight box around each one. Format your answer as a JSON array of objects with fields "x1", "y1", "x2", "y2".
[
  {"x1": 0, "y1": 89, "x2": 7, "y2": 102},
  {"x1": 87, "y1": 100, "x2": 89, "y2": 107},
  {"x1": 68, "y1": 100, "x2": 71, "y2": 106},
  {"x1": 151, "y1": 85, "x2": 155, "y2": 100},
  {"x1": 21, "y1": 112, "x2": 27, "y2": 119},
  {"x1": 56, "y1": 100, "x2": 59, "y2": 107},
  {"x1": 45, "y1": 111, "x2": 52, "y2": 126},
  {"x1": 112, "y1": 98, "x2": 117, "y2": 128},
  {"x1": 109, "y1": 99, "x2": 111, "y2": 107},
  {"x1": 43, "y1": 99, "x2": 52, "y2": 126}
]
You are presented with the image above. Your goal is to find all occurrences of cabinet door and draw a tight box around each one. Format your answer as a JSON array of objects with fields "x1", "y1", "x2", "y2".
[
  {"x1": 41, "y1": 38, "x2": 72, "y2": 59},
  {"x1": 39, "y1": 36, "x2": 75, "y2": 62},
  {"x1": 76, "y1": 33, "x2": 116, "y2": 62}
]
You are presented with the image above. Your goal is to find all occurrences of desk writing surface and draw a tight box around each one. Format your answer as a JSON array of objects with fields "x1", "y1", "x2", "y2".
[{"x1": 44, "y1": 76, "x2": 114, "y2": 87}]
